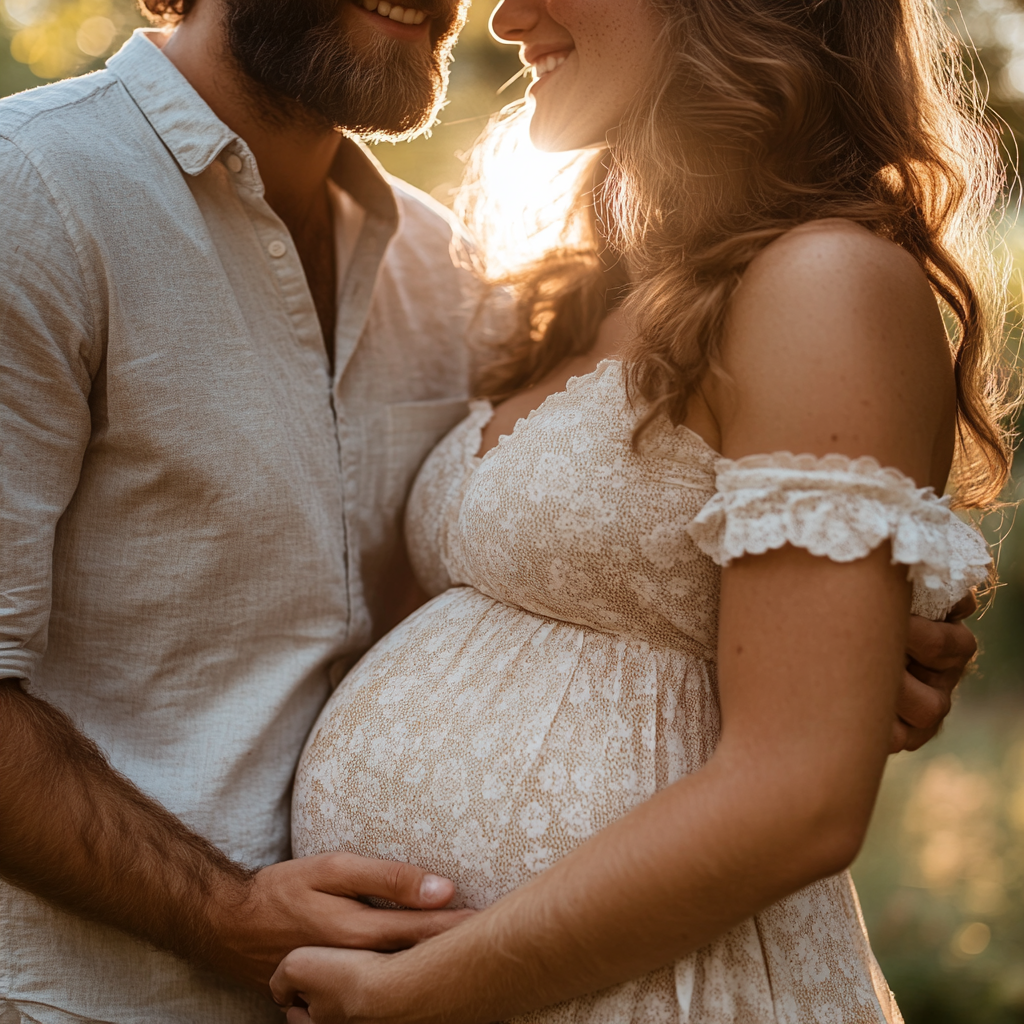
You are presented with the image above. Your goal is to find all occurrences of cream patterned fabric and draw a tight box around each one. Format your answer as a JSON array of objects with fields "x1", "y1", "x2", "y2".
[
  {"x1": 688, "y1": 452, "x2": 990, "y2": 622},
  {"x1": 294, "y1": 361, "x2": 988, "y2": 1023}
]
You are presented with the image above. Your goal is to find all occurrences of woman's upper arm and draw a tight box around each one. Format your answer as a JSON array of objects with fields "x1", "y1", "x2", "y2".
[
  {"x1": 705, "y1": 224, "x2": 954, "y2": 864},
  {"x1": 714, "y1": 221, "x2": 955, "y2": 482}
]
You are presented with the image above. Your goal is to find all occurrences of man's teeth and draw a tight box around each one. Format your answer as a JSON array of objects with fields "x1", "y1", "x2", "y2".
[
  {"x1": 532, "y1": 53, "x2": 568, "y2": 78},
  {"x1": 360, "y1": 0, "x2": 427, "y2": 24}
]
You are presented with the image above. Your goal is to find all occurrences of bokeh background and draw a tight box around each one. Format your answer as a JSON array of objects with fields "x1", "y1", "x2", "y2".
[{"x1": 0, "y1": 1, "x2": 1021, "y2": 1020}]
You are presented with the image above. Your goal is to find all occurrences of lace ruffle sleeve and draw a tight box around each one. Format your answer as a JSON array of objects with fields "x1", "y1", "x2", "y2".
[{"x1": 686, "y1": 452, "x2": 991, "y2": 620}]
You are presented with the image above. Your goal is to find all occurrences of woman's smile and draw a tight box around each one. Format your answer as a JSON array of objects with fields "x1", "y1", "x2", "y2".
[
  {"x1": 491, "y1": 0, "x2": 661, "y2": 151},
  {"x1": 525, "y1": 45, "x2": 572, "y2": 83}
]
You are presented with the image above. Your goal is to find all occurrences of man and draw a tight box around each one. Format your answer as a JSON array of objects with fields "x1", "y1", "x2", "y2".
[{"x1": 0, "y1": 0, "x2": 977, "y2": 1022}]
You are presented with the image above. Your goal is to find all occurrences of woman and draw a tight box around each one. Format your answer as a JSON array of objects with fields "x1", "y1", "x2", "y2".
[{"x1": 274, "y1": 0, "x2": 1011, "y2": 1019}]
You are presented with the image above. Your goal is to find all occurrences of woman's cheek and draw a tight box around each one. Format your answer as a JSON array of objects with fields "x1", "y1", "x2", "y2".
[{"x1": 546, "y1": 0, "x2": 663, "y2": 102}]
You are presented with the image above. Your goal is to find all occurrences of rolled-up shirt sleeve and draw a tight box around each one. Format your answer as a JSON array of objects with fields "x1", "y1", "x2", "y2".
[{"x1": 0, "y1": 136, "x2": 98, "y2": 685}]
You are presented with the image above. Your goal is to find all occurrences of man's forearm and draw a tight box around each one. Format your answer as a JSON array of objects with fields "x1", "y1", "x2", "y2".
[{"x1": 0, "y1": 679, "x2": 252, "y2": 966}]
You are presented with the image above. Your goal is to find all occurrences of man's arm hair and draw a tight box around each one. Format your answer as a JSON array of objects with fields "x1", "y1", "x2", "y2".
[
  {"x1": 0, "y1": 679, "x2": 472, "y2": 992},
  {"x1": 0, "y1": 678, "x2": 252, "y2": 966}
]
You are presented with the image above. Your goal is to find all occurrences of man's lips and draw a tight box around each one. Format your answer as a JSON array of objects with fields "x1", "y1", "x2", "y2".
[{"x1": 356, "y1": 0, "x2": 428, "y2": 26}]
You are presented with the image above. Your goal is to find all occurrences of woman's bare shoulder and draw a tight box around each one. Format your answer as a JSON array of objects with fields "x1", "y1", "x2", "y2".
[
  {"x1": 738, "y1": 218, "x2": 937, "y2": 320},
  {"x1": 715, "y1": 219, "x2": 955, "y2": 483}
]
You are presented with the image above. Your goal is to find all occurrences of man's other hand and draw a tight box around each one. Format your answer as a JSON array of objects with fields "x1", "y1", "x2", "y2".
[
  {"x1": 208, "y1": 852, "x2": 473, "y2": 992},
  {"x1": 891, "y1": 592, "x2": 978, "y2": 753}
]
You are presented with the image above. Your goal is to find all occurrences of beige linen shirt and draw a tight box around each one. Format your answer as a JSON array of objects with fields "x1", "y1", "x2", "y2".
[{"x1": 0, "y1": 30, "x2": 484, "y2": 1024}]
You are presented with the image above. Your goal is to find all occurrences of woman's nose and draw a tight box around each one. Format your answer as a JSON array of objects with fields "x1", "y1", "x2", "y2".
[{"x1": 490, "y1": 0, "x2": 542, "y2": 42}]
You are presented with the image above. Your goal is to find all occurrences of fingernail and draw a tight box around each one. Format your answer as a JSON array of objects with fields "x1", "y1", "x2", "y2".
[{"x1": 420, "y1": 874, "x2": 448, "y2": 902}]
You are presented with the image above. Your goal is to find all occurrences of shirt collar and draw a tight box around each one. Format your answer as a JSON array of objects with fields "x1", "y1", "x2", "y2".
[
  {"x1": 107, "y1": 30, "x2": 236, "y2": 177},
  {"x1": 107, "y1": 29, "x2": 397, "y2": 226},
  {"x1": 329, "y1": 139, "x2": 397, "y2": 225}
]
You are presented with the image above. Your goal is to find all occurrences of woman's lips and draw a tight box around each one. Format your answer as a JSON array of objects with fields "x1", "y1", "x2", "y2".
[{"x1": 530, "y1": 51, "x2": 571, "y2": 80}]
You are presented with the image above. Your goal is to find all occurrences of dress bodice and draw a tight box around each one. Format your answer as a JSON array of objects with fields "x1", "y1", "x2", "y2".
[
  {"x1": 407, "y1": 360, "x2": 990, "y2": 637},
  {"x1": 407, "y1": 362, "x2": 722, "y2": 658}
]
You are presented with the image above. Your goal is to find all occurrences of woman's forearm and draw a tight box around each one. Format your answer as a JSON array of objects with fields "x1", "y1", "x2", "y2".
[
  {"x1": 350, "y1": 547, "x2": 907, "y2": 1022},
  {"x1": 371, "y1": 744, "x2": 867, "y2": 1022},
  {"x1": 271, "y1": 547, "x2": 907, "y2": 1022}
]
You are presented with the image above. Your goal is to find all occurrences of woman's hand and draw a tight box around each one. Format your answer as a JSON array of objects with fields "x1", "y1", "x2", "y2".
[{"x1": 271, "y1": 947, "x2": 400, "y2": 1024}]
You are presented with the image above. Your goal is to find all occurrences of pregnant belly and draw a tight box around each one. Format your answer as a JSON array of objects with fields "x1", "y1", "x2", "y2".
[{"x1": 293, "y1": 587, "x2": 718, "y2": 909}]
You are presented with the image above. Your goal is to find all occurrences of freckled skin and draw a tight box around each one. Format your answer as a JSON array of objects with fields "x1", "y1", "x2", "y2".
[{"x1": 490, "y1": 0, "x2": 663, "y2": 151}]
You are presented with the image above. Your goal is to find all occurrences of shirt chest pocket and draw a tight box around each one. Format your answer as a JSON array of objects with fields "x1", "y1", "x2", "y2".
[{"x1": 382, "y1": 398, "x2": 470, "y2": 514}]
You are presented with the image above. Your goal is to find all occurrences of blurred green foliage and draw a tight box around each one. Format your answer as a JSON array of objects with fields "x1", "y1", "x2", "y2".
[
  {"x1": 853, "y1": 477, "x2": 1024, "y2": 1024},
  {"x1": 0, "y1": 0, "x2": 143, "y2": 91},
  {"x1": 0, "y1": 2, "x2": 1021, "y2": 1022},
  {"x1": 856, "y1": 705, "x2": 1024, "y2": 1023}
]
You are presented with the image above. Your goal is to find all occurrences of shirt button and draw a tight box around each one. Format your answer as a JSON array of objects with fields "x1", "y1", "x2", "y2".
[
  {"x1": 267, "y1": 240, "x2": 287, "y2": 258},
  {"x1": 225, "y1": 154, "x2": 243, "y2": 173}
]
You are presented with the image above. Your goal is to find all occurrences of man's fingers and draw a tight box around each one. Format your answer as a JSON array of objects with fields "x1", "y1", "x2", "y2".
[
  {"x1": 901, "y1": 728, "x2": 932, "y2": 753},
  {"x1": 325, "y1": 905, "x2": 476, "y2": 951},
  {"x1": 889, "y1": 717, "x2": 909, "y2": 755},
  {"x1": 308, "y1": 852, "x2": 456, "y2": 908},
  {"x1": 286, "y1": 1008, "x2": 312, "y2": 1024},
  {"x1": 891, "y1": 715, "x2": 934, "y2": 754},
  {"x1": 891, "y1": 660, "x2": 959, "y2": 753},
  {"x1": 895, "y1": 670, "x2": 951, "y2": 732},
  {"x1": 906, "y1": 615, "x2": 977, "y2": 673}
]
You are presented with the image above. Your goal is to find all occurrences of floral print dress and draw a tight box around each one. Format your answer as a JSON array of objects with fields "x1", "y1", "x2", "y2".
[{"x1": 293, "y1": 361, "x2": 989, "y2": 1023}]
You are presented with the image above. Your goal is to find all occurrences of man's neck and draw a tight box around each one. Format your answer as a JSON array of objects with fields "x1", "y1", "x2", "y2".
[{"x1": 160, "y1": 7, "x2": 341, "y2": 228}]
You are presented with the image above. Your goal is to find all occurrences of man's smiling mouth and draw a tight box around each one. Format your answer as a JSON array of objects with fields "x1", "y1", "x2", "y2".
[{"x1": 357, "y1": 0, "x2": 428, "y2": 25}]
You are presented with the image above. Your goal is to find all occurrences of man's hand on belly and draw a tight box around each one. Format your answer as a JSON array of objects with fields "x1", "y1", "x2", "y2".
[
  {"x1": 207, "y1": 852, "x2": 473, "y2": 991},
  {"x1": 0, "y1": 680, "x2": 471, "y2": 1000}
]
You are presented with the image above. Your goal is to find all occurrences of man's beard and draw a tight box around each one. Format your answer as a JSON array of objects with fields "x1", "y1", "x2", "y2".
[{"x1": 223, "y1": 0, "x2": 466, "y2": 139}]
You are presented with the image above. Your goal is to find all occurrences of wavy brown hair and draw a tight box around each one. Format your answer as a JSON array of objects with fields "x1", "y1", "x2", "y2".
[{"x1": 464, "y1": 0, "x2": 1016, "y2": 509}]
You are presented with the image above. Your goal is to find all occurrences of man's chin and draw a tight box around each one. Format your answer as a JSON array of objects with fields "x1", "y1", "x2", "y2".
[
  {"x1": 332, "y1": 0, "x2": 465, "y2": 138},
  {"x1": 223, "y1": 0, "x2": 452, "y2": 140},
  {"x1": 328, "y1": 7, "x2": 450, "y2": 139},
  {"x1": 332, "y1": 53, "x2": 444, "y2": 139}
]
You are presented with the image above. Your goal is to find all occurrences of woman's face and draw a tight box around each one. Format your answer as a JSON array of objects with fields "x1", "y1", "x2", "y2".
[{"x1": 490, "y1": 0, "x2": 663, "y2": 152}]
